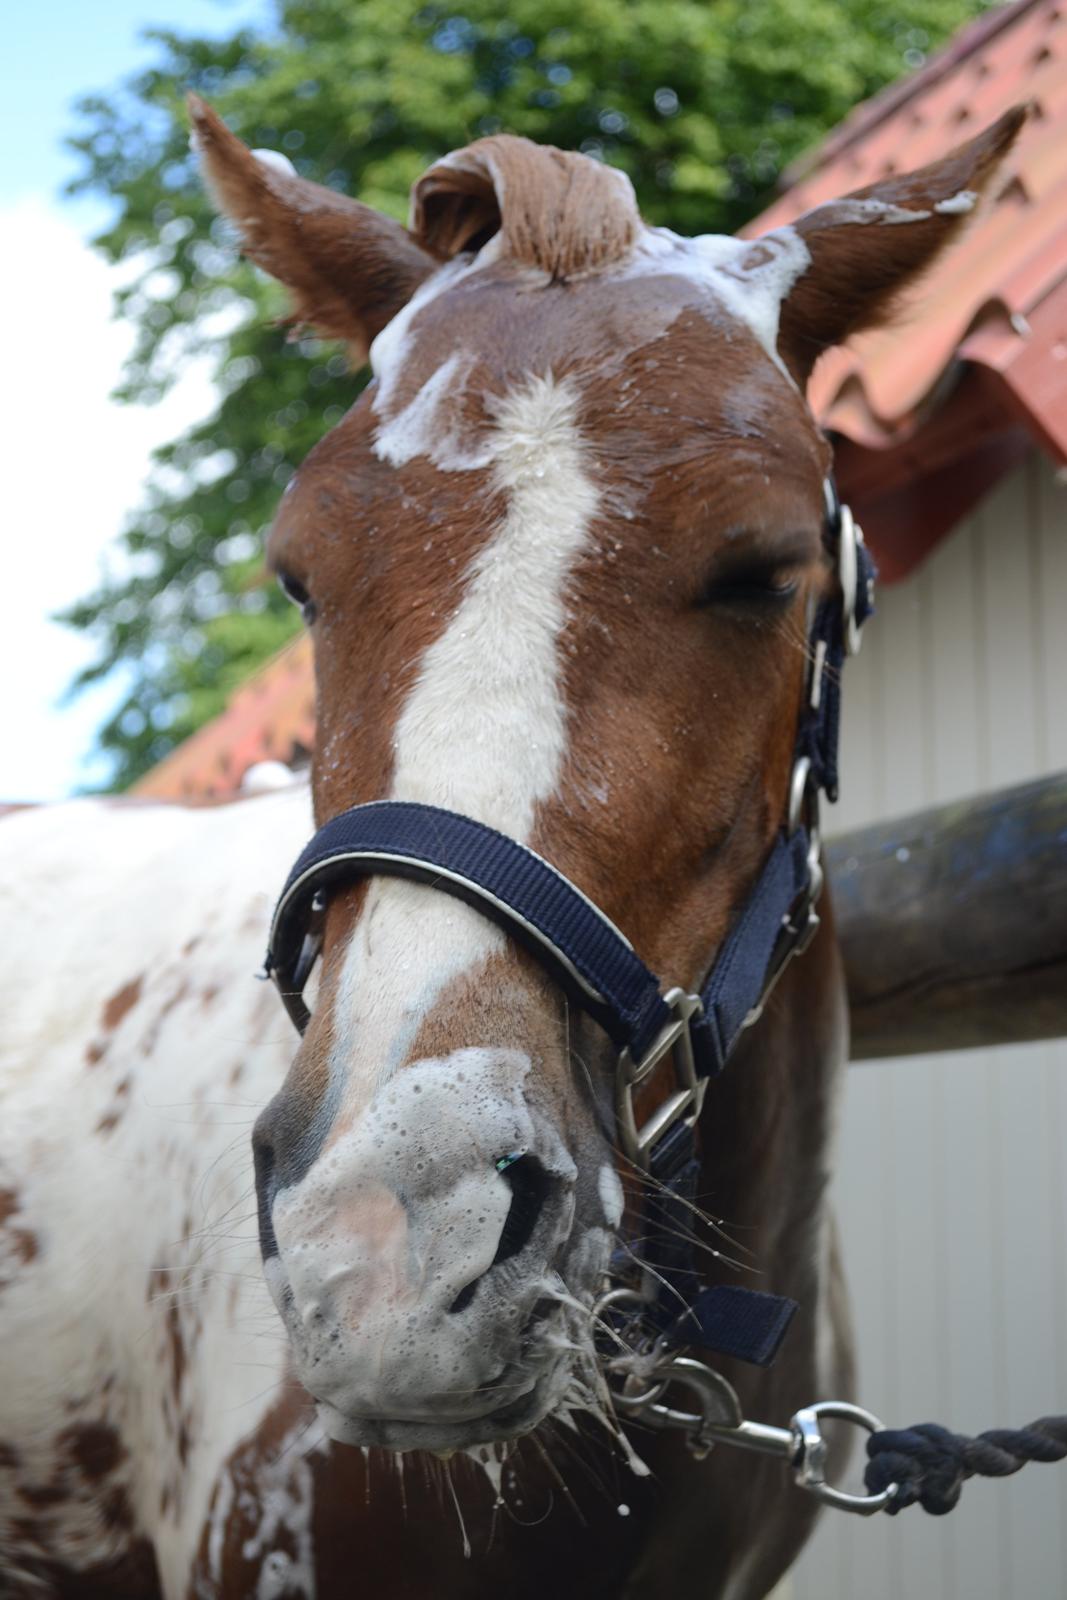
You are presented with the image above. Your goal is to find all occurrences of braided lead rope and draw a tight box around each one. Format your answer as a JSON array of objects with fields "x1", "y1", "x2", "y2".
[{"x1": 865, "y1": 1416, "x2": 1067, "y2": 1515}]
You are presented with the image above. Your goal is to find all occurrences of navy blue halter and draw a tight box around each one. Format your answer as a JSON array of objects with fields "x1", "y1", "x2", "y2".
[
  {"x1": 267, "y1": 800, "x2": 812, "y2": 1075},
  {"x1": 264, "y1": 477, "x2": 876, "y2": 1369}
]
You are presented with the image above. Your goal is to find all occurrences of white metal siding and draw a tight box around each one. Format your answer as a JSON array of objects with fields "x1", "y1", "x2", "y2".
[{"x1": 792, "y1": 453, "x2": 1067, "y2": 1600}]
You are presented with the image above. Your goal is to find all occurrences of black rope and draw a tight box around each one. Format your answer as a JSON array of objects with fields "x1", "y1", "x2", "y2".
[{"x1": 865, "y1": 1415, "x2": 1067, "y2": 1515}]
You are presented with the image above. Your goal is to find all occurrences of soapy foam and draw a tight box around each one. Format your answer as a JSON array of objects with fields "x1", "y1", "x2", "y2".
[
  {"x1": 810, "y1": 197, "x2": 933, "y2": 226},
  {"x1": 252, "y1": 149, "x2": 298, "y2": 178},
  {"x1": 620, "y1": 223, "x2": 811, "y2": 381},
  {"x1": 935, "y1": 189, "x2": 978, "y2": 215},
  {"x1": 270, "y1": 1048, "x2": 581, "y2": 1428},
  {"x1": 597, "y1": 1163, "x2": 624, "y2": 1228}
]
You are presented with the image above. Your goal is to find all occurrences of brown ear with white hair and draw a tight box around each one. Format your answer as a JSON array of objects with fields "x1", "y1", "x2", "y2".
[
  {"x1": 773, "y1": 105, "x2": 1028, "y2": 387},
  {"x1": 187, "y1": 95, "x2": 438, "y2": 363}
]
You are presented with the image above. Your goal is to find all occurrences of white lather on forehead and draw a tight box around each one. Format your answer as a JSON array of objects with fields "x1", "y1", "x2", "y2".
[
  {"x1": 622, "y1": 223, "x2": 812, "y2": 381},
  {"x1": 370, "y1": 213, "x2": 812, "y2": 461},
  {"x1": 374, "y1": 350, "x2": 489, "y2": 471},
  {"x1": 369, "y1": 169, "x2": 952, "y2": 441},
  {"x1": 370, "y1": 253, "x2": 496, "y2": 419}
]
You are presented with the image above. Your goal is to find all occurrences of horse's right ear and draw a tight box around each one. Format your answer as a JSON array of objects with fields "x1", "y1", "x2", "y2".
[{"x1": 188, "y1": 95, "x2": 438, "y2": 364}]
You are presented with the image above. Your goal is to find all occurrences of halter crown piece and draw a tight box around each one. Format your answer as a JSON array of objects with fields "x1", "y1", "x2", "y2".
[{"x1": 265, "y1": 477, "x2": 876, "y2": 1371}]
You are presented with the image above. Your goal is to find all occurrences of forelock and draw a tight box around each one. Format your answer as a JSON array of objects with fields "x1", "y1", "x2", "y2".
[{"x1": 409, "y1": 135, "x2": 640, "y2": 280}]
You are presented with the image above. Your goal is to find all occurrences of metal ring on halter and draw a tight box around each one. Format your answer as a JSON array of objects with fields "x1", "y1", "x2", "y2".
[
  {"x1": 593, "y1": 1286, "x2": 650, "y2": 1321},
  {"x1": 591, "y1": 1287, "x2": 670, "y2": 1407},
  {"x1": 609, "y1": 1356, "x2": 745, "y2": 1450},
  {"x1": 787, "y1": 756, "x2": 813, "y2": 835},
  {"x1": 791, "y1": 1401, "x2": 898, "y2": 1515},
  {"x1": 837, "y1": 504, "x2": 865, "y2": 657},
  {"x1": 591, "y1": 1285, "x2": 654, "y2": 1354}
]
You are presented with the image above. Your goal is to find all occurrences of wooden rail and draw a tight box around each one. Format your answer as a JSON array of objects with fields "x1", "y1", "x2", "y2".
[{"x1": 828, "y1": 771, "x2": 1067, "y2": 1060}]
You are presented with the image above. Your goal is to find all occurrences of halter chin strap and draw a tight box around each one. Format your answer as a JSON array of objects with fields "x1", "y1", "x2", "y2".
[{"x1": 264, "y1": 477, "x2": 875, "y2": 1367}]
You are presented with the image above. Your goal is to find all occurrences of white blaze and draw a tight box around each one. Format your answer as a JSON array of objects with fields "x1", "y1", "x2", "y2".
[{"x1": 331, "y1": 374, "x2": 598, "y2": 1092}]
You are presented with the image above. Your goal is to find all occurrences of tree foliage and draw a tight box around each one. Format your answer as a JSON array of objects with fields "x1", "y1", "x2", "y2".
[{"x1": 64, "y1": 0, "x2": 993, "y2": 788}]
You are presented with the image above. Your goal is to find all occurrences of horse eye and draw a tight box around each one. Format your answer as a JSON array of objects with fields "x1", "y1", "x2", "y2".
[
  {"x1": 698, "y1": 567, "x2": 800, "y2": 609},
  {"x1": 278, "y1": 571, "x2": 317, "y2": 624}
]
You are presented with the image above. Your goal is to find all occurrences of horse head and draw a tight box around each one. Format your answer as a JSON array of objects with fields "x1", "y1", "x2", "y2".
[{"x1": 191, "y1": 98, "x2": 1023, "y2": 1455}]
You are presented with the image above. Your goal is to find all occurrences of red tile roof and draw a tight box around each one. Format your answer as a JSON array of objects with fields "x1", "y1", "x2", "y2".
[
  {"x1": 132, "y1": 632, "x2": 314, "y2": 799},
  {"x1": 139, "y1": 0, "x2": 1066, "y2": 798},
  {"x1": 747, "y1": 0, "x2": 1067, "y2": 574}
]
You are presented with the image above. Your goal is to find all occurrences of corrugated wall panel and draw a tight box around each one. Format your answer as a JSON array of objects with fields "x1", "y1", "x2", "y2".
[{"x1": 792, "y1": 453, "x2": 1067, "y2": 1600}]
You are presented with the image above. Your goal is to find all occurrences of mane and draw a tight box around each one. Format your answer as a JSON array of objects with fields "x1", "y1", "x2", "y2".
[{"x1": 409, "y1": 135, "x2": 640, "y2": 280}]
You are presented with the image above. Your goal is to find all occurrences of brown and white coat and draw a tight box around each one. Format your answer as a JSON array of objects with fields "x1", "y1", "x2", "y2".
[{"x1": 0, "y1": 102, "x2": 1024, "y2": 1599}]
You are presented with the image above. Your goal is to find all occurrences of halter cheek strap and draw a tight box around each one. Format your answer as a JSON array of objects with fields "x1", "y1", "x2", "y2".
[{"x1": 263, "y1": 479, "x2": 876, "y2": 1368}]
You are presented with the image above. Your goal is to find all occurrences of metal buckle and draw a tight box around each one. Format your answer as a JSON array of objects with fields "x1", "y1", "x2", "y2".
[
  {"x1": 611, "y1": 1354, "x2": 745, "y2": 1460},
  {"x1": 616, "y1": 987, "x2": 706, "y2": 1170},
  {"x1": 606, "y1": 1348, "x2": 898, "y2": 1514},
  {"x1": 837, "y1": 503, "x2": 867, "y2": 657}
]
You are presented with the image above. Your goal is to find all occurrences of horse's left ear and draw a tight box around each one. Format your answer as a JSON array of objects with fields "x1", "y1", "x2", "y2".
[{"x1": 774, "y1": 105, "x2": 1028, "y2": 387}]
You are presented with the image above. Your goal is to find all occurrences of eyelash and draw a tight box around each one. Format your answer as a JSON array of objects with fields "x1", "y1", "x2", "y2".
[
  {"x1": 277, "y1": 562, "x2": 798, "y2": 620},
  {"x1": 278, "y1": 571, "x2": 317, "y2": 624},
  {"x1": 699, "y1": 570, "x2": 800, "y2": 608}
]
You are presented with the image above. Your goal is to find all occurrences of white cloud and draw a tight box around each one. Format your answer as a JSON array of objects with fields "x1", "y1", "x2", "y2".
[{"x1": 0, "y1": 197, "x2": 217, "y2": 801}]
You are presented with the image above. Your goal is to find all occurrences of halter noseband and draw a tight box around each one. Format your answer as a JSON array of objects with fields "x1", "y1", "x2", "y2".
[{"x1": 263, "y1": 477, "x2": 875, "y2": 1366}]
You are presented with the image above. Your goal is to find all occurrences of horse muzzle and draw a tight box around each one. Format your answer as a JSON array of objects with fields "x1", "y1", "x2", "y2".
[{"x1": 254, "y1": 1047, "x2": 609, "y2": 1449}]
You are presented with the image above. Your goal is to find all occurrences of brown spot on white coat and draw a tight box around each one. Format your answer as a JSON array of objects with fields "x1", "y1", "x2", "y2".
[{"x1": 101, "y1": 976, "x2": 144, "y2": 1032}]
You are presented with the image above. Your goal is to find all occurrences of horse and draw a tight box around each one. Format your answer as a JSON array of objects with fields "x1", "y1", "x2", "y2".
[{"x1": 0, "y1": 100, "x2": 1024, "y2": 1599}]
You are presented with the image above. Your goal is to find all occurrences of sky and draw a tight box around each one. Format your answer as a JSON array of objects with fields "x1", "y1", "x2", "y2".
[{"x1": 2, "y1": 0, "x2": 269, "y2": 801}]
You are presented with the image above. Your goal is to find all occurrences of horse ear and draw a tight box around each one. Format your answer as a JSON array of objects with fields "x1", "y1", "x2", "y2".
[
  {"x1": 774, "y1": 106, "x2": 1028, "y2": 387},
  {"x1": 187, "y1": 95, "x2": 438, "y2": 364}
]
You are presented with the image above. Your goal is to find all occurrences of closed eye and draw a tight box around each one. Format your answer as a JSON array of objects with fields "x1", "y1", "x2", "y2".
[
  {"x1": 697, "y1": 566, "x2": 800, "y2": 608},
  {"x1": 277, "y1": 570, "x2": 317, "y2": 624}
]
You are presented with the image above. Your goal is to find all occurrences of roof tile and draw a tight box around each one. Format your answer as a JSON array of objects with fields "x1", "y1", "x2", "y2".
[{"x1": 748, "y1": 0, "x2": 1067, "y2": 473}]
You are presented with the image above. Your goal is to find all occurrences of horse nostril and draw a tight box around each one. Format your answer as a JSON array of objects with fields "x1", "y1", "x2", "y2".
[
  {"x1": 448, "y1": 1280, "x2": 480, "y2": 1315},
  {"x1": 252, "y1": 1120, "x2": 279, "y2": 1260},
  {"x1": 491, "y1": 1154, "x2": 552, "y2": 1266},
  {"x1": 446, "y1": 1155, "x2": 554, "y2": 1315}
]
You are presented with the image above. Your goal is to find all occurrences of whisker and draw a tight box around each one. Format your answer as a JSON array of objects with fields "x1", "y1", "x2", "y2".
[
  {"x1": 616, "y1": 1156, "x2": 753, "y2": 1256},
  {"x1": 531, "y1": 1433, "x2": 586, "y2": 1526},
  {"x1": 444, "y1": 1458, "x2": 472, "y2": 1558},
  {"x1": 270, "y1": 1410, "x2": 319, "y2": 1470},
  {"x1": 536, "y1": 1284, "x2": 636, "y2": 1355},
  {"x1": 540, "y1": 1416, "x2": 615, "y2": 1504},
  {"x1": 624, "y1": 1226, "x2": 752, "y2": 1277},
  {"x1": 612, "y1": 1238, "x2": 691, "y2": 1321}
]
